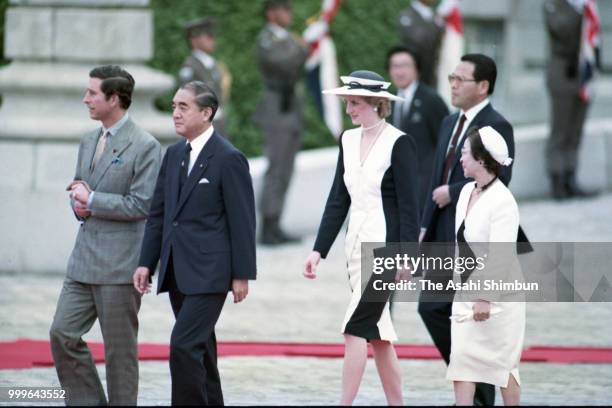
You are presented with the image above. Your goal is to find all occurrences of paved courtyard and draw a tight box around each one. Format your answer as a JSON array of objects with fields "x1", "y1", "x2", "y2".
[{"x1": 1, "y1": 193, "x2": 611, "y2": 405}]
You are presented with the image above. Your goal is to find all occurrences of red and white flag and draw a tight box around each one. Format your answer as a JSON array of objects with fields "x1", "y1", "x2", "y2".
[
  {"x1": 579, "y1": 0, "x2": 601, "y2": 102},
  {"x1": 436, "y1": 0, "x2": 464, "y2": 107},
  {"x1": 303, "y1": 0, "x2": 343, "y2": 139}
]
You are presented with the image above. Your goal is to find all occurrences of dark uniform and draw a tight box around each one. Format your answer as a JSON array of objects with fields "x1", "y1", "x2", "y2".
[
  {"x1": 398, "y1": 2, "x2": 445, "y2": 87},
  {"x1": 544, "y1": 0, "x2": 599, "y2": 198},
  {"x1": 254, "y1": 22, "x2": 308, "y2": 244},
  {"x1": 179, "y1": 18, "x2": 231, "y2": 135}
]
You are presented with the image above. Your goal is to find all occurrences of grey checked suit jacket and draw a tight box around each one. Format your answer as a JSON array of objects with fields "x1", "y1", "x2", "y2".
[{"x1": 67, "y1": 118, "x2": 162, "y2": 284}]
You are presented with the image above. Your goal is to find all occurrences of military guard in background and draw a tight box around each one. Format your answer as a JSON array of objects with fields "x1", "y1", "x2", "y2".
[
  {"x1": 543, "y1": 0, "x2": 600, "y2": 199},
  {"x1": 254, "y1": 0, "x2": 308, "y2": 245},
  {"x1": 398, "y1": 0, "x2": 445, "y2": 88},
  {"x1": 179, "y1": 17, "x2": 232, "y2": 136}
]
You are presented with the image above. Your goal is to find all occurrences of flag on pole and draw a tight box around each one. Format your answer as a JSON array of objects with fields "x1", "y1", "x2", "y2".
[
  {"x1": 436, "y1": 0, "x2": 464, "y2": 107},
  {"x1": 578, "y1": 0, "x2": 601, "y2": 102},
  {"x1": 303, "y1": 0, "x2": 343, "y2": 139}
]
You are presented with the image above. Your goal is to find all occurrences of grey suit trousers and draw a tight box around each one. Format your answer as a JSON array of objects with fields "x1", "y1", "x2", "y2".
[
  {"x1": 546, "y1": 91, "x2": 588, "y2": 174},
  {"x1": 50, "y1": 278, "x2": 141, "y2": 406},
  {"x1": 260, "y1": 115, "x2": 302, "y2": 219}
]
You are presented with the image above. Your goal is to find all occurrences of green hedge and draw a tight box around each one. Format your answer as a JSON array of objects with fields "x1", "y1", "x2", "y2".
[
  {"x1": 150, "y1": 0, "x2": 407, "y2": 156},
  {"x1": 0, "y1": 0, "x2": 410, "y2": 156}
]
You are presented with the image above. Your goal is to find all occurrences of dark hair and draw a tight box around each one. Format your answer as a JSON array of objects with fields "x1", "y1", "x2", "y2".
[
  {"x1": 385, "y1": 45, "x2": 421, "y2": 73},
  {"x1": 264, "y1": 0, "x2": 291, "y2": 14},
  {"x1": 184, "y1": 17, "x2": 216, "y2": 40},
  {"x1": 89, "y1": 65, "x2": 135, "y2": 110},
  {"x1": 466, "y1": 127, "x2": 502, "y2": 177},
  {"x1": 180, "y1": 81, "x2": 219, "y2": 121},
  {"x1": 460, "y1": 53, "x2": 497, "y2": 95}
]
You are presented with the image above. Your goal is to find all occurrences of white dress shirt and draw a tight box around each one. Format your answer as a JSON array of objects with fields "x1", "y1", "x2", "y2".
[
  {"x1": 192, "y1": 49, "x2": 216, "y2": 70},
  {"x1": 87, "y1": 113, "x2": 130, "y2": 208},
  {"x1": 446, "y1": 98, "x2": 490, "y2": 154},
  {"x1": 267, "y1": 23, "x2": 289, "y2": 39},
  {"x1": 186, "y1": 125, "x2": 215, "y2": 175},
  {"x1": 398, "y1": 80, "x2": 419, "y2": 114}
]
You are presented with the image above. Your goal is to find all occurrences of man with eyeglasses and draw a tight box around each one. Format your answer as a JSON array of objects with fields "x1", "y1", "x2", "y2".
[{"x1": 417, "y1": 53, "x2": 515, "y2": 406}]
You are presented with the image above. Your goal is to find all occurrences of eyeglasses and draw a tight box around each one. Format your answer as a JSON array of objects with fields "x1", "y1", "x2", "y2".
[
  {"x1": 447, "y1": 74, "x2": 478, "y2": 84},
  {"x1": 390, "y1": 62, "x2": 415, "y2": 69}
]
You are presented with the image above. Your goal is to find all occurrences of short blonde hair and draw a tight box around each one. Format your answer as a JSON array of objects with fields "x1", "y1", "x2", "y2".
[{"x1": 363, "y1": 96, "x2": 391, "y2": 118}]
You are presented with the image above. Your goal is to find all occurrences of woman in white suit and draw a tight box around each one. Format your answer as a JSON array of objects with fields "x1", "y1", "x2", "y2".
[
  {"x1": 303, "y1": 70, "x2": 419, "y2": 405},
  {"x1": 446, "y1": 126, "x2": 525, "y2": 405}
]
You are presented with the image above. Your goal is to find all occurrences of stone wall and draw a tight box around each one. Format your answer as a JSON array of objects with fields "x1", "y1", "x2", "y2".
[{"x1": 0, "y1": 0, "x2": 176, "y2": 275}]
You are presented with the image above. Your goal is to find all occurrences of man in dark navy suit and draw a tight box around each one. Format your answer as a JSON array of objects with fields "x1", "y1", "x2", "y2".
[
  {"x1": 387, "y1": 45, "x2": 449, "y2": 216},
  {"x1": 418, "y1": 54, "x2": 514, "y2": 406},
  {"x1": 134, "y1": 81, "x2": 256, "y2": 406}
]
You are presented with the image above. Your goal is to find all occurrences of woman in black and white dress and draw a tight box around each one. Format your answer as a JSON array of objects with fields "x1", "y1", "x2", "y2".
[
  {"x1": 303, "y1": 70, "x2": 419, "y2": 405},
  {"x1": 447, "y1": 126, "x2": 525, "y2": 405}
]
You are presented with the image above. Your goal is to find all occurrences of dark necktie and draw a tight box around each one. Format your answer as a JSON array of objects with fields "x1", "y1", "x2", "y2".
[
  {"x1": 441, "y1": 114, "x2": 467, "y2": 184},
  {"x1": 178, "y1": 143, "x2": 192, "y2": 194}
]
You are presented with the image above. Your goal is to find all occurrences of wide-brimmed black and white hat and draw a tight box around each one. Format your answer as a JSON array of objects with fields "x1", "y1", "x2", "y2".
[{"x1": 322, "y1": 70, "x2": 404, "y2": 102}]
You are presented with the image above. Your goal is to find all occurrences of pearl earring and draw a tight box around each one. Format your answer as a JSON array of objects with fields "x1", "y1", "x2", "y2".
[{"x1": 373, "y1": 107, "x2": 378, "y2": 112}]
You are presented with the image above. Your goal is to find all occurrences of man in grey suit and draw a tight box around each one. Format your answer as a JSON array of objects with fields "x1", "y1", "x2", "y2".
[
  {"x1": 49, "y1": 65, "x2": 162, "y2": 405},
  {"x1": 179, "y1": 17, "x2": 231, "y2": 136},
  {"x1": 544, "y1": 0, "x2": 599, "y2": 199},
  {"x1": 398, "y1": 0, "x2": 445, "y2": 88},
  {"x1": 254, "y1": 0, "x2": 308, "y2": 245},
  {"x1": 387, "y1": 45, "x2": 449, "y2": 216}
]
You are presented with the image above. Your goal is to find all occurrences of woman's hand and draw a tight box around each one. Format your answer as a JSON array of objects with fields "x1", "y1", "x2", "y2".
[
  {"x1": 303, "y1": 251, "x2": 322, "y2": 279},
  {"x1": 472, "y1": 300, "x2": 491, "y2": 322},
  {"x1": 395, "y1": 264, "x2": 413, "y2": 283}
]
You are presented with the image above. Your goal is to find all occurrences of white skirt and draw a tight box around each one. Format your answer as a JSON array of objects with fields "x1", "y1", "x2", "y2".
[{"x1": 446, "y1": 301, "x2": 525, "y2": 387}]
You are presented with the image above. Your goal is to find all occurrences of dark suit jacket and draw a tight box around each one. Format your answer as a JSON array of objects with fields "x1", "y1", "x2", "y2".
[
  {"x1": 421, "y1": 103, "x2": 515, "y2": 243},
  {"x1": 389, "y1": 83, "x2": 449, "y2": 214},
  {"x1": 139, "y1": 131, "x2": 257, "y2": 295}
]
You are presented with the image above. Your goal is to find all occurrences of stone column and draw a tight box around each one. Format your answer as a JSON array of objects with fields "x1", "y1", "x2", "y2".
[{"x1": 0, "y1": 0, "x2": 175, "y2": 274}]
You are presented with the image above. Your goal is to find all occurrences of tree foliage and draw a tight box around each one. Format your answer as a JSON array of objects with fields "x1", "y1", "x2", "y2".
[
  {"x1": 0, "y1": 0, "x2": 409, "y2": 156},
  {"x1": 149, "y1": 0, "x2": 407, "y2": 156}
]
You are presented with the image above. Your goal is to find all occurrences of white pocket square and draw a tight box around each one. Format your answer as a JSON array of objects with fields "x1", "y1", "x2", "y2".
[{"x1": 198, "y1": 178, "x2": 210, "y2": 184}]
